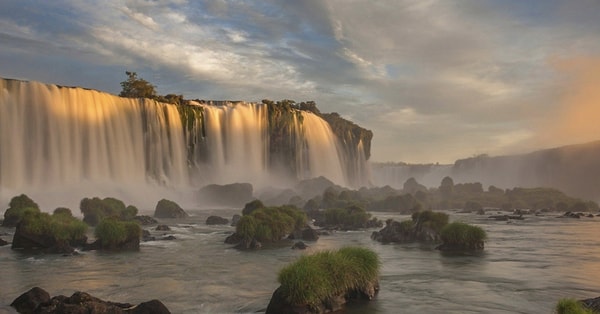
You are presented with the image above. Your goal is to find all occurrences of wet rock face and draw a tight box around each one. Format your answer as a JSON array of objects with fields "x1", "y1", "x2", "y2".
[
  {"x1": 265, "y1": 281, "x2": 379, "y2": 314},
  {"x1": 10, "y1": 287, "x2": 171, "y2": 314},
  {"x1": 154, "y1": 199, "x2": 188, "y2": 219},
  {"x1": 205, "y1": 216, "x2": 229, "y2": 225}
]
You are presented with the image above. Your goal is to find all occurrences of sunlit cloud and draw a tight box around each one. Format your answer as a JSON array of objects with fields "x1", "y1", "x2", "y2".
[{"x1": 1, "y1": 0, "x2": 600, "y2": 163}]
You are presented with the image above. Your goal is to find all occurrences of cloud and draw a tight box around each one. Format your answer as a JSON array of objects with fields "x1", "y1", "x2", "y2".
[
  {"x1": 533, "y1": 56, "x2": 600, "y2": 146},
  {"x1": 2, "y1": 0, "x2": 600, "y2": 163}
]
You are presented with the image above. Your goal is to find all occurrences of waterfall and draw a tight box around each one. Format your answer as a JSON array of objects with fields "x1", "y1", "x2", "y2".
[
  {"x1": 197, "y1": 101, "x2": 269, "y2": 185},
  {"x1": 0, "y1": 78, "x2": 364, "y2": 209}
]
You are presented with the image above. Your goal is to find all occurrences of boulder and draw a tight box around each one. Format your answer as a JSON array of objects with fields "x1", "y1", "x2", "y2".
[
  {"x1": 198, "y1": 183, "x2": 253, "y2": 208},
  {"x1": 581, "y1": 296, "x2": 600, "y2": 313},
  {"x1": 142, "y1": 230, "x2": 156, "y2": 242},
  {"x1": 154, "y1": 199, "x2": 188, "y2": 219},
  {"x1": 230, "y1": 214, "x2": 241, "y2": 226},
  {"x1": 0, "y1": 237, "x2": 9, "y2": 246},
  {"x1": 11, "y1": 223, "x2": 75, "y2": 254},
  {"x1": 134, "y1": 215, "x2": 159, "y2": 225},
  {"x1": 128, "y1": 299, "x2": 171, "y2": 314},
  {"x1": 224, "y1": 233, "x2": 243, "y2": 245},
  {"x1": 155, "y1": 224, "x2": 171, "y2": 231},
  {"x1": 11, "y1": 288, "x2": 172, "y2": 314},
  {"x1": 266, "y1": 281, "x2": 379, "y2": 314},
  {"x1": 287, "y1": 226, "x2": 319, "y2": 242},
  {"x1": 10, "y1": 287, "x2": 50, "y2": 313},
  {"x1": 291, "y1": 241, "x2": 308, "y2": 250},
  {"x1": 205, "y1": 216, "x2": 229, "y2": 225}
]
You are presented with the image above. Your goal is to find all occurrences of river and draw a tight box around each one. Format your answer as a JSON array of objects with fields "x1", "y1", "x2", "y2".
[{"x1": 1, "y1": 210, "x2": 599, "y2": 313}]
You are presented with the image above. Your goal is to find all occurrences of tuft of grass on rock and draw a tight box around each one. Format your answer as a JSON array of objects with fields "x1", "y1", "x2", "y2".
[
  {"x1": 277, "y1": 246, "x2": 380, "y2": 307},
  {"x1": 440, "y1": 222, "x2": 486, "y2": 248}
]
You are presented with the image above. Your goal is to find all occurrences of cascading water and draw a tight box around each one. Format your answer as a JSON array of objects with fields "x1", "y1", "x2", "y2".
[
  {"x1": 0, "y1": 78, "x2": 366, "y2": 209},
  {"x1": 197, "y1": 101, "x2": 269, "y2": 185}
]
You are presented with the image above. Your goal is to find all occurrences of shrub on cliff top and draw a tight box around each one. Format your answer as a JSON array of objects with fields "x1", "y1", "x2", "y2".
[
  {"x1": 277, "y1": 247, "x2": 380, "y2": 307},
  {"x1": 236, "y1": 205, "x2": 306, "y2": 242}
]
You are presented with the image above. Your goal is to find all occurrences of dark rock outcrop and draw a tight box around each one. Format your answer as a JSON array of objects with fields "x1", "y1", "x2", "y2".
[
  {"x1": 581, "y1": 296, "x2": 600, "y2": 313},
  {"x1": 134, "y1": 215, "x2": 159, "y2": 225},
  {"x1": 0, "y1": 237, "x2": 9, "y2": 246},
  {"x1": 10, "y1": 287, "x2": 171, "y2": 314},
  {"x1": 205, "y1": 216, "x2": 229, "y2": 225},
  {"x1": 230, "y1": 214, "x2": 241, "y2": 226},
  {"x1": 155, "y1": 224, "x2": 170, "y2": 231},
  {"x1": 291, "y1": 241, "x2": 307, "y2": 250},
  {"x1": 198, "y1": 183, "x2": 253, "y2": 208},
  {"x1": 10, "y1": 287, "x2": 50, "y2": 313},
  {"x1": 288, "y1": 226, "x2": 319, "y2": 242},
  {"x1": 154, "y1": 199, "x2": 188, "y2": 219},
  {"x1": 265, "y1": 281, "x2": 379, "y2": 314},
  {"x1": 11, "y1": 223, "x2": 76, "y2": 254}
]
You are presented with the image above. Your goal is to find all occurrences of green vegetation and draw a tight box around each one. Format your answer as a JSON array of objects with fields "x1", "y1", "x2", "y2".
[
  {"x1": 555, "y1": 298, "x2": 594, "y2": 314},
  {"x1": 307, "y1": 175, "x2": 598, "y2": 214},
  {"x1": 235, "y1": 205, "x2": 306, "y2": 242},
  {"x1": 20, "y1": 210, "x2": 87, "y2": 243},
  {"x1": 94, "y1": 218, "x2": 141, "y2": 249},
  {"x1": 277, "y1": 247, "x2": 380, "y2": 307},
  {"x1": 242, "y1": 199, "x2": 265, "y2": 216},
  {"x1": 2, "y1": 194, "x2": 41, "y2": 227},
  {"x1": 80, "y1": 197, "x2": 138, "y2": 226},
  {"x1": 440, "y1": 222, "x2": 487, "y2": 250},
  {"x1": 412, "y1": 210, "x2": 449, "y2": 233},
  {"x1": 119, "y1": 71, "x2": 157, "y2": 99}
]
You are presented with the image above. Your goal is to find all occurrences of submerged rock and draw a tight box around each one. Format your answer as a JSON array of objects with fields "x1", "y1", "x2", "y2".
[{"x1": 11, "y1": 287, "x2": 171, "y2": 314}]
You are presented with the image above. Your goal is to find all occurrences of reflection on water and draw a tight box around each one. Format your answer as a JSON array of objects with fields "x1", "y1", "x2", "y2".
[{"x1": 1, "y1": 210, "x2": 600, "y2": 313}]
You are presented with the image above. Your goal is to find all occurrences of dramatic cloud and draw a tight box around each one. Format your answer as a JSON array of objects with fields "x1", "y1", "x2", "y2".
[{"x1": 1, "y1": 0, "x2": 600, "y2": 163}]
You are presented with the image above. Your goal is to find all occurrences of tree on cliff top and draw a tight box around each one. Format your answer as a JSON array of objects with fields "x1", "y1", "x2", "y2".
[{"x1": 119, "y1": 71, "x2": 157, "y2": 99}]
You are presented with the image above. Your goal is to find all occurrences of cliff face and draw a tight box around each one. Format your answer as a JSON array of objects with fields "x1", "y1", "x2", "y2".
[
  {"x1": 372, "y1": 140, "x2": 600, "y2": 202},
  {"x1": 451, "y1": 141, "x2": 600, "y2": 201},
  {"x1": 0, "y1": 78, "x2": 373, "y2": 209},
  {"x1": 263, "y1": 100, "x2": 373, "y2": 187}
]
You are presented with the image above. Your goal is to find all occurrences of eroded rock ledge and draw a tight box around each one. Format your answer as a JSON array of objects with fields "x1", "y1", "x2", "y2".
[{"x1": 11, "y1": 287, "x2": 171, "y2": 314}]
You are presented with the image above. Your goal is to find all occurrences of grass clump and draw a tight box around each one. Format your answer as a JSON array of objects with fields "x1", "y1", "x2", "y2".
[
  {"x1": 412, "y1": 210, "x2": 449, "y2": 233},
  {"x1": 94, "y1": 218, "x2": 141, "y2": 249},
  {"x1": 277, "y1": 247, "x2": 380, "y2": 307},
  {"x1": 80, "y1": 197, "x2": 139, "y2": 226},
  {"x1": 555, "y1": 298, "x2": 594, "y2": 314},
  {"x1": 318, "y1": 205, "x2": 380, "y2": 229},
  {"x1": 20, "y1": 209, "x2": 88, "y2": 243},
  {"x1": 440, "y1": 222, "x2": 486, "y2": 250},
  {"x1": 236, "y1": 205, "x2": 306, "y2": 242},
  {"x1": 3, "y1": 194, "x2": 41, "y2": 227}
]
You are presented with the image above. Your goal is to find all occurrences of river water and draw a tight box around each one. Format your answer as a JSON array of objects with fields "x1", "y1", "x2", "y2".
[{"x1": 1, "y1": 210, "x2": 599, "y2": 313}]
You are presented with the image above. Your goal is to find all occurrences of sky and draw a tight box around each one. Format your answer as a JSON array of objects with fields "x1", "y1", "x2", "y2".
[{"x1": 1, "y1": 0, "x2": 600, "y2": 164}]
